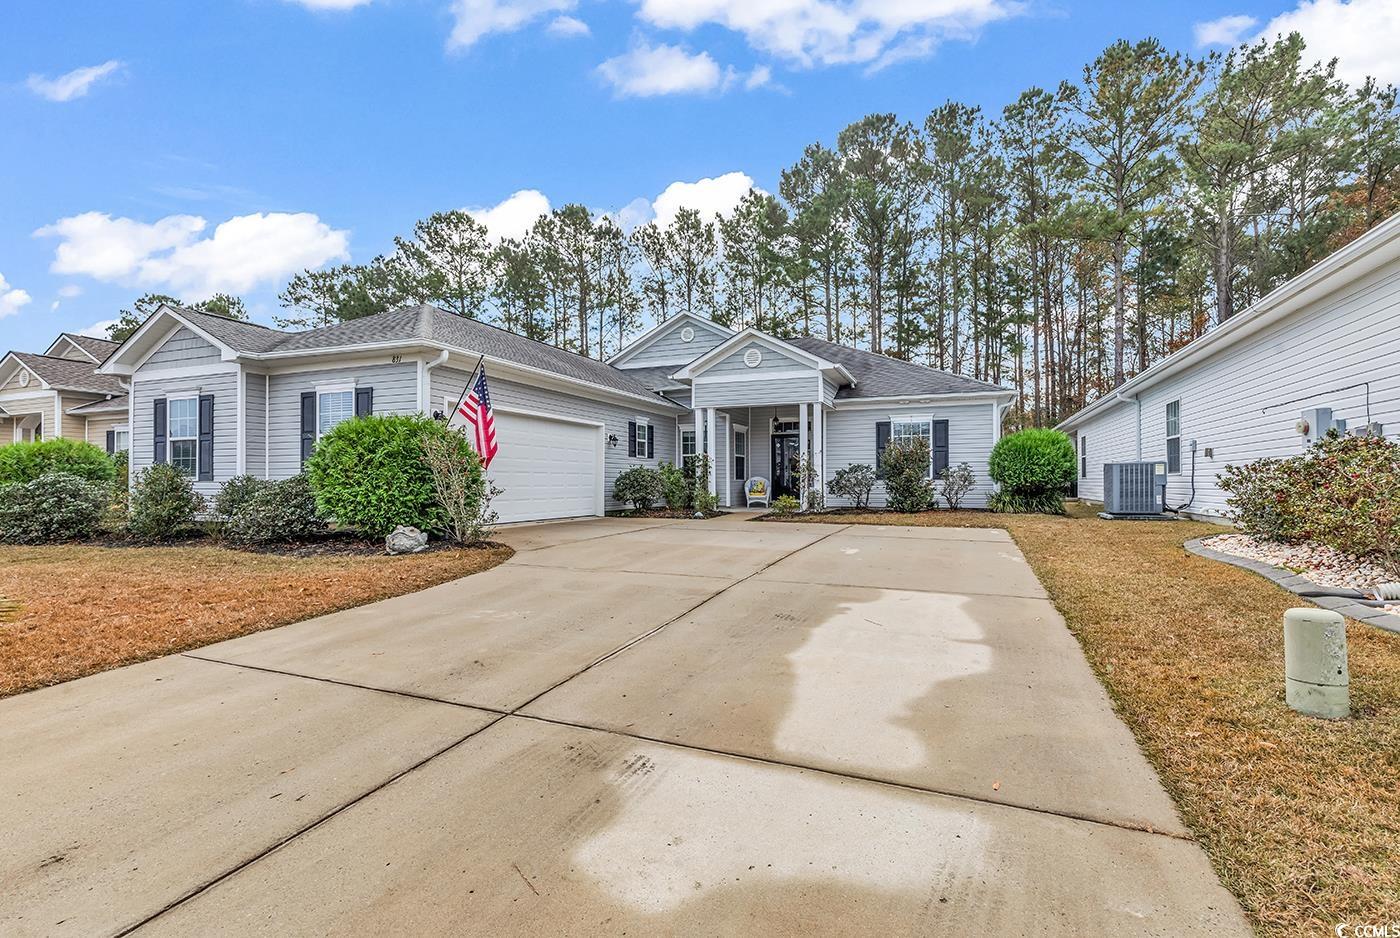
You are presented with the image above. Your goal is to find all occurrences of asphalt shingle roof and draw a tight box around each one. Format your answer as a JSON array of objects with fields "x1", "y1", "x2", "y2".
[
  {"x1": 67, "y1": 394, "x2": 129, "y2": 415},
  {"x1": 60, "y1": 333, "x2": 121, "y2": 363},
  {"x1": 10, "y1": 353, "x2": 127, "y2": 395},
  {"x1": 785, "y1": 336, "x2": 1010, "y2": 399},
  {"x1": 617, "y1": 365, "x2": 685, "y2": 391},
  {"x1": 176, "y1": 305, "x2": 680, "y2": 406}
]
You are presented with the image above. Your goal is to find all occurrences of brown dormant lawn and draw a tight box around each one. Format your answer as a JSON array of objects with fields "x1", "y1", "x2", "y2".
[
  {"x1": 775, "y1": 503, "x2": 1400, "y2": 936},
  {"x1": 0, "y1": 541, "x2": 511, "y2": 698}
]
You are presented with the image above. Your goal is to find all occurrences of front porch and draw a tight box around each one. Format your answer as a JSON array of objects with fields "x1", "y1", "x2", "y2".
[{"x1": 683, "y1": 402, "x2": 829, "y2": 508}]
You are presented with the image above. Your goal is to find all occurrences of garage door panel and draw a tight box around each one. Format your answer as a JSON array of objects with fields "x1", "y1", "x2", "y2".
[{"x1": 485, "y1": 412, "x2": 599, "y2": 523}]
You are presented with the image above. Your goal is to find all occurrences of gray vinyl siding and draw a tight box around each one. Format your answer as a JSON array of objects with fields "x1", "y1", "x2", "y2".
[
  {"x1": 620, "y1": 319, "x2": 730, "y2": 368},
  {"x1": 824, "y1": 402, "x2": 998, "y2": 509},
  {"x1": 704, "y1": 341, "x2": 807, "y2": 375},
  {"x1": 266, "y1": 362, "x2": 419, "y2": 480},
  {"x1": 130, "y1": 372, "x2": 238, "y2": 499},
  {"x1": 245, "y1": 372, "x2": 267, "y2": 477},
  {"x1": 663, "y1": 389, "x2": 692, "y2": 408},
  {"x1": 430, "y1": 366, "x2": 677, "y2": 512},
  {"x1": 693, "y1": 376, "x2": 817, "y2": 408},
  {"x1": 1069, "y1": 260, "x2": 1400, "y2": 520},
  {"x1": 145, "y1": 327, "x2": 223, "y2": 368},
  {"x1": 821, "y1": 378, "x2": 839, "y2": 406}
]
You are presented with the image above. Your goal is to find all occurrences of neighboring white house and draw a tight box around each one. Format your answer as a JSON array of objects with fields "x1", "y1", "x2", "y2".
[
  {"x1": 0, "y1": 333, "x2": 128, "y2": 451},
  {"x1": 1058, "y1": 212, "x2": 1400, "y2": 521},
  {"x1": 96, "y1": 303, "x2": 1015, "y2": 524}
]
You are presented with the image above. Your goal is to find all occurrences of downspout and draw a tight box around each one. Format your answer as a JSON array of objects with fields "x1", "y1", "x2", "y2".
[{"x1": 421, "y1": 349, "x2": 450, "y2": 415}]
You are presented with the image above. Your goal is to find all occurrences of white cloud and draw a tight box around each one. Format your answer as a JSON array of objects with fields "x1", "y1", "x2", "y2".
[
  {"x1": 651, "y1": 171, "x2": 758, "y2": 227},
  {"x1": 80, "y1": 320, "x2": 117, "y2": 339},
  {"x1": 546, "y1": 14, "x2": 591, "y2": 36},
  {"x1": 634, "y1": 0, "x2": 1016, "y2": 68},
  {"x1": 34, "y1": 211, "x2": 349, "y2": 298},
  {"x1": 447, "y1": 0, "x2": 576, "y2": 50},
  {"x1": 1254, "y1": 0, "x2": 1400, "y2": 85},
  {"x1": 597, "y1": 41, "x2": 724, "y2": 97},
  {"x1": 468, "y1": 189, "x2": 552, "y2": 240},
  {"x1": 57, "y1": 284, "x2": 83, "y2": 298},
  {"x1": 26, "y1": 60, "x2": 123, "y2": 102},
  {"x1": 745, "y1": 64, "x2": 772, "y2": 89},
  {"x1": 1193, "y1": 14, "x2": 1258, "y2": 47},
  {"x1": 0, "y1": 274, "x2": 32, "y2": 319}
]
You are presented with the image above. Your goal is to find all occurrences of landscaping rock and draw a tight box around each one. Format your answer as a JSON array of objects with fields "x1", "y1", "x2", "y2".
[{"x1": 386, "y1": 525, "x2": 428, "y2": 555}]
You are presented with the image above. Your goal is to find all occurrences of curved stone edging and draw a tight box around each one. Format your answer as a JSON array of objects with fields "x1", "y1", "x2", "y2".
[{"x1": 1184, "y1": 537, "x2": 1400, "y2": 636}]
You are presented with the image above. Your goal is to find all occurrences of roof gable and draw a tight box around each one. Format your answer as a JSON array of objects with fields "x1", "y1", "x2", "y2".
[
  {"x1": 672, "y1": 329, "x2": 853, "y2": 385},
  {"x1": 609, "y1": 312, "x2": 733, "y2": 368},
  {"x1": 1, "y1": 352, "x2": 126, "y2": 395}
]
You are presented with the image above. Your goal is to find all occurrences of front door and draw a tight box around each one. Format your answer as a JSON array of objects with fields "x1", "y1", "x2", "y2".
[{"x1": 771, "y1": 434, "x2": 800, "y2": 498}]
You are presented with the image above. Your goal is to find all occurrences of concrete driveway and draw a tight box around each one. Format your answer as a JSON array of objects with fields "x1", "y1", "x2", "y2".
[{"x1": 0, "y1": 515, "x2": 1249, "y2": 936}]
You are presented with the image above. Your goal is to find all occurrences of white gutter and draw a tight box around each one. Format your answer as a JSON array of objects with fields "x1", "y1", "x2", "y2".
[{"x1": 421, "y1": 349, "x2": 450, "y2": 414}]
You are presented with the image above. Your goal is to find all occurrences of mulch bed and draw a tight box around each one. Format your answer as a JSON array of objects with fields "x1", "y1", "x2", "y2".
[{"x1": 615, "y1": 509, "x2": 726, "y2": 519}]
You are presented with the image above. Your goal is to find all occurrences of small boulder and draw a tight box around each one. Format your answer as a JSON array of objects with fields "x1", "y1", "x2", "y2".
[{"x1": 386, "y1": 525, "x2": 428, "y2": 555}]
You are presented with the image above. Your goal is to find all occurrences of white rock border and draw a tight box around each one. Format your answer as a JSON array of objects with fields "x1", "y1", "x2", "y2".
[{"x1": 1185, "y1": 537, "x2": 1400, "y2": 636}]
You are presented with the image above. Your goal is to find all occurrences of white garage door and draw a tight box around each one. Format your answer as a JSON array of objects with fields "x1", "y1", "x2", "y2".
[{"x1": 486, "y1": 411, "x2": 600, "y2": 523}]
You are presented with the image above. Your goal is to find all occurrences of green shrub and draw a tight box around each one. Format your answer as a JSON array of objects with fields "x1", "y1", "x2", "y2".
[
  {"x1": 988, "y1": 429, "x2": 1074, "y2": 514},
  {"x1": 689, "y1": 455, "x2": 718, "y2": 513},
  {"x1": 213, "y1": 474, "x2": 271, "y2": 522},
  {"x1": 658, "y1": 461, "x2": 690, "y2": 510},
  {"x1": 224, "y1": 474, "x2": 327, "y2": 545},
  {"x1": 0, "y1": 438, "x2": 117, "y2": 486},
  {"x1": 128, "y1": 464, "x2": 205, "y2": 540},
  {"x1": 828, "y1": 463, "x2": 876, "y2": 509},
  {"x1": 771, "y1": 494, "x2": 800, "y2": 516},
  {"x1": 0, "y1": 472, "x2": 109, "y2": 543},
  {"x1": 614, "y1": 466, "x2": 664, "y2": 511},
  {"x1": 306, "y1": 414, "x2": 464, "y2": 538},
  {"x1": 421, "y1": 429, "x2": 495, "y2": 544},
  {"x1": 938, "y1": 462, "x2": 977, "y2": 510},
  {"x1": 881, "y1": 438, "x2": 937, "y2": 513},
  {"x1": 111, "y1": 449, "x2": 129, "y2": 504},
  {"x1": 1221, "y1": 433, "x2": 1400, "y2": 574}
]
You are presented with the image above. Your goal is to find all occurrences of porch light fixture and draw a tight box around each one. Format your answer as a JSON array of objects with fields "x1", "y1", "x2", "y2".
[{"x1": 608, "y1": 433, "x2": 619, "y2": 447}]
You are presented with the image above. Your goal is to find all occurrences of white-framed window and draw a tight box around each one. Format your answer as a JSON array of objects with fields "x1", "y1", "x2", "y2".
[
  {"x1": 891, "y1": 417, "x2": 934, "y2": 478},
  {"x1": 734, "y1": 427, "x2": 748, "y2": 480},
  {"x1": 317, "y1": 385, "x2": 355, "y2": 438},
  {"x1": 773, "y1": 419, "x2": 799, "y2": 434},
  {"x1": 1079, "y1": 435, "x2": 1088, "y2": 479},
  {"x1": 168, "y1": 396, "x2": 199, "y2": 477},
  {"x1": 1165, "y1": 400, "x2": 1181, "y2": 474},
  {"x1": 114, "y1": 426, "x2": 130, "y2": 454},
  {"x1": 681, "y1": 429, "x2": 697, "y2": 470},
  {"x1": 635, "y1": 420, "x2": 650, "y2": 459}
]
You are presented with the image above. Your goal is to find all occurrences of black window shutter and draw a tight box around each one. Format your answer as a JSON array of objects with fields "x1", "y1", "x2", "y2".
[
  {"x1": 300, "y1": 391, "x2": 316, "y2": 464},
  {"x1": 647, "y1": 425, "x2": 654, "y2": 459},
  {"x1": 874, "y1": 421, "x2": 890, "y2": 477},
  {"x1": 197, "y1": 394, "x2": 215, "y2": 481},
  {"x1": 932, "y1": 420, "x2": 950, "y2": 477},
  {"x1": 628, "y1": 421, "x2": 637, "y2": 458},
  {"x1": 354, "y1": 386, "x2": 374, "y2": 417},
  {"x1": 105, "y1": 429, "x2": 116, "y2": 455},
  {"x1": 153, "y1": 398, "x2": 167, "y2": 464}
]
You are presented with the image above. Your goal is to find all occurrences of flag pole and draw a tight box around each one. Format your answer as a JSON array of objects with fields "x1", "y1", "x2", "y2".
[{"x1": 446, "y1": 353, "x2": 486, "y2": 422}]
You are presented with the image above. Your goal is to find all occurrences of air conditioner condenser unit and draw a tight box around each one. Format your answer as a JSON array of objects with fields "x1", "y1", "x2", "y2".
[{"x1": 1101, "y1": 461, "x2": 1168, "y2": 518}]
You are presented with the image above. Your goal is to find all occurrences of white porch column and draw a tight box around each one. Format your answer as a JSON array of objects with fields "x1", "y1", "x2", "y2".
[
  {"x1": 798, "y1": 402, "x2": 809, "y2": 499},
  {"x1": 812, "y1": 404, "x2": 824, "y2": 503},
  {"x1": 706, "y1": 406, "x2": 718, "y2": 497}
]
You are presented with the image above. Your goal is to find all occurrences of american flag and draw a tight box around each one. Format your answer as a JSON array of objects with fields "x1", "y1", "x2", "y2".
[{"x1": 456, "y1": 366, "x2": 499, "y2": 469}]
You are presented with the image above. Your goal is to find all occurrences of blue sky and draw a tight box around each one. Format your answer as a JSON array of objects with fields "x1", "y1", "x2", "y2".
[{"x1": 2, "y1": 0, "x2": 1392, "y2": 350}]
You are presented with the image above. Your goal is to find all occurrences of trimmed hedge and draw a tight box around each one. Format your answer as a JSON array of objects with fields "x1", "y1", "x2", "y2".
[
  {"x1": 882, "y1": 438, "x2": 937, "y2": 513},
  {"x1": 0, "y1": 439, "x2": 117, "y2": 486},
  {"x1": 614, "y1": 466, "x2": 664, "y2": 511},
  {"x1": 128, "y1": 464, "x2": 205, "y2": 540},
  {"x1": 988, "y1": 429, "x2": 1075, "y2": 514},
  {"x1": 306, "y1": 414, "x2": 470, "y2": 537},
  {"x1": 223, "y1": 474, "x2": 327, "y2": 545},
  {"x1": 0, "y1": 472, "x2": 109, "y2": 543}
]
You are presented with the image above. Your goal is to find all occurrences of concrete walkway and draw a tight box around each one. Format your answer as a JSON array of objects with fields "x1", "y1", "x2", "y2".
[{"x1": 0, "y1": 516, "x2": 1249, "y2": 936}]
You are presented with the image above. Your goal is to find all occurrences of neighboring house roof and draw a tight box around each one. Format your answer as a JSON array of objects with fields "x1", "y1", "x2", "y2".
[
  {"x1": 1058, "y1": 210, "x2": 1400, "y2": 431},
  {"x1": 49, "y1": 333, "x2": 121, "y2": 364},
  {"x1": 3, "y1": 352, "x2": 126, "y2": 395},
  {"x1": 784, "y1": 336, "x2": 1011, "y2": 400},
  {"x1": 67, "y1": 394, "x2": 129, "y2": 416}
]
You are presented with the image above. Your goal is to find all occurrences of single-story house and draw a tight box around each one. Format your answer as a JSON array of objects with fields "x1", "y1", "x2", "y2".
[
  {"x1": 1058, "y1": 211, "x2": 1400, "y2": 521},
  {"x1": 96, "y1": 302, "x2": 1014, "y2": 524},
  {"x1": 0, "y1": 333, "x2": 129, "y2": 451}
]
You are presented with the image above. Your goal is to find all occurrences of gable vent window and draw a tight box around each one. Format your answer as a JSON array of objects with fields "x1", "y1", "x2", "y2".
[
  {"x1": 1166, "y1": 401, "x2": 1181, "y2": 474},
  {"x1": 680, "y1": 326, "x2": 695, "y2": 342},
  {"x1": 743, "y1": 347, "x2": 763, "y2": 368}
]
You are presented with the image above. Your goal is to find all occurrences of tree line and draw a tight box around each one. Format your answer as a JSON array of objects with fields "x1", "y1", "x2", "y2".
[{"x1": 114, "y1": 34, "x2": 1400, "y2": 427}]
